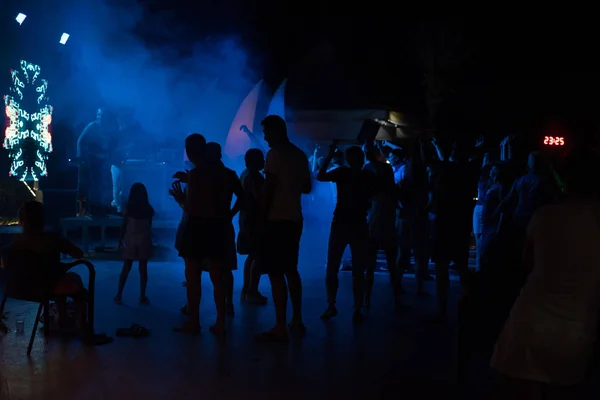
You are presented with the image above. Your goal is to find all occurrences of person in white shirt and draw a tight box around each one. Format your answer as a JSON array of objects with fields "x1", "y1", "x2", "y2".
[
  {"x1": 256, "y1": 115, "x2": 311, "y2": 342},
  {"x1": 491, "y1": 148, "x2": 600, "y2": 397}
]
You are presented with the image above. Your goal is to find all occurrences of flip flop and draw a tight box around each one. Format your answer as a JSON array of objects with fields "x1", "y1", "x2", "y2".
[
  {"x1": 116, "y1": 324, "x2": 150, "y2": 338},
  {"x1": 130, "y1": 324, "x2": 150, "y2": 338}
]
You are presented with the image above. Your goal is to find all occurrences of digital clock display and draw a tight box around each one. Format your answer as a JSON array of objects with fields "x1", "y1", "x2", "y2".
[{"x1": 543, "y1": 136, "x2": 565, "y2": 146}]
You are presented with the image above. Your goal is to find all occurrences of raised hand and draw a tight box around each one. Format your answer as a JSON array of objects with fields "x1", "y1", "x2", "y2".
[
  {"x1": 169, "y1": 181, "x2": 186, "y2": 204},
  {"x1": 172, "y1": 170, "x2": 189, "y2": 182},
  {"x1": 328, "y1": 141, "x2": 338, "y2": 156}
]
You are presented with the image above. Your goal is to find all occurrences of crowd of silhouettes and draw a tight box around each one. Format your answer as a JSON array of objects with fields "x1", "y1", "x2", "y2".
[{"x1": 3, "y1": 114, "x2": 600, "y2": 397}]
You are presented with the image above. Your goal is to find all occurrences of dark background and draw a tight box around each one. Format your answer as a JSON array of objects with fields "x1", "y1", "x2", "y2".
[{"x1": 2, "y1": 6, "x2": 599, "y2": 149}]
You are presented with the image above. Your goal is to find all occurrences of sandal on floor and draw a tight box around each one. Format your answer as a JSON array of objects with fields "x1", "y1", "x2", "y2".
[
  {"x1": 139, "y1": 296, "x2": 150, "y2": 305},
  {"x1": 114, "y1": 295, "x2": 122, "y2": 304},
  {"x1": 116, "y1": 324, "x2": 150, "y2": 338},
  {"x1": 255, "y1": 330, "x2": 289, "y2": 343},
  {"x1": 131, "y1": 324, "x2": 150, "y2": 338}
]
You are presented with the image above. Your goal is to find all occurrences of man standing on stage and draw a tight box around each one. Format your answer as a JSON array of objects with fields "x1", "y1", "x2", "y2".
[{"x1": 76, "y1": 107, "x2": 119, "y2": 216}]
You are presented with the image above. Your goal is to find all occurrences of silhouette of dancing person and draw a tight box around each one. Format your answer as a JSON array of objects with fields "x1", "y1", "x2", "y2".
[
  {"x1": 317, "y1": 144, "x2": 374, "y2": 323},
  {"x1": 256, "y1": 115, "x2": 311, "y2": 342},
  {"x1": 238, "y1": 148, "x2": 268, "y2": 304},
  {"x1": 362, "y1": 143, "x2": 401, "y2": 309}
]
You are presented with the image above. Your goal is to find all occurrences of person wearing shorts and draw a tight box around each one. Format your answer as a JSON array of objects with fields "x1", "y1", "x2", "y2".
[{"x1": 256, "y1": 115, "x2": 311, "y2": 342}]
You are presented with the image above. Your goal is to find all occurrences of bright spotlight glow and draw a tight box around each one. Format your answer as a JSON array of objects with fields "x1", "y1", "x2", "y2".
[
  {"x1": 59, "y1": 33, "x2": 70, "y2": 45},
  {"x1": 16, "y1": 13, "x2": 26, "y2": 25}
]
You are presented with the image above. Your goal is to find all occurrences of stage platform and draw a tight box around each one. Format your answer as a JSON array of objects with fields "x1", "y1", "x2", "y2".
[{"x1": 59, "y1": 216, "x2": 179, "y2": 254}]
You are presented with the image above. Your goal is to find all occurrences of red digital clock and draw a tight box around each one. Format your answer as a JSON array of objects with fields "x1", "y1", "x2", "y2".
[{"x1": 543, "y1": 136, "x2": 565, "y2": 146}]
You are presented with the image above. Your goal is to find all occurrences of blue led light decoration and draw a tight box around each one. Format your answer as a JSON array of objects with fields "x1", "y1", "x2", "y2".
[{"x1": 3, "y1": 60, "x2": 53, "y2": 181}]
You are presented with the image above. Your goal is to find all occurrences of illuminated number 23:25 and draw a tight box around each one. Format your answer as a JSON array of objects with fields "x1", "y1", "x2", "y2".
[{"x1": 544, "y1": 136, "x2": 565, "y2": 146}]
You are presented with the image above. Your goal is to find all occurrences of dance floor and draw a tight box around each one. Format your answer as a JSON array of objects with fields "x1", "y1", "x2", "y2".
[{"x1": 0, "y1": 257, "x2": 462, "y2": 400}]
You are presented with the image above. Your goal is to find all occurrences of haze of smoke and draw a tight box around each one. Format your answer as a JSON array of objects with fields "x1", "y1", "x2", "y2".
[{"x1": 57, "y1": 0, "x2": 255, "y2": 146}]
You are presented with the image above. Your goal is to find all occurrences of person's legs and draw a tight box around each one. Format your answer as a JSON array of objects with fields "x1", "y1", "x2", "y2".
[
  {"x1": 414, "y1": 213, "x2": 430, "y2": 294},
  {"x1": 223, "y1": 270, "x2": 234, "y2": 315},
  {"x1": 174, "y1": 258, "x2": 201, "y2": 332},
  {"x1": 364, "y1": 239, "x2": 378, "y2": 309},
  {"x1": 285, "y1": 269, "x2": 303, "y2": 328},
  {"x1": 267, "y1": 271, "x2": 289, "y2": 336},
  {"x1": 110, "y1": 164, "x2": 122, "y2": 212},
  {"x1": 435, "y1": 259, "x2": 450, "y2": 319},
  {"x1": 138, "y1": 260, "x2": 148, "y2": 302},
  {"x1": 52, "y1": 273, "x2": 85, "y2": 329},
  {"x1": 455, "y1": 222, "x2": 473, "y2": 293},
  {"x1": 434, "y1": 219, "x2": 452, "y2": 319},
  {"x1": 322, "y1": 221, "x2": 348, "y2": 318},
  {"x1": 349, "y1": 223, "x2": 369, "y2": 321},
  {"x1": 243, "y1": 254, "x2": 267, "y2": 304},
  {"x1": 115, "y1": 260, "x2": 134, "y2": 302},
  {"x1": 241, "y1": 255, "x2": 252, "y2": 299},
  {"x1": 384, "y1": 240, "x2": 401, "y2": 308},
  {"x1": 396, "y1": 216, "x2": 412, "y2": 289},
  {"x1": 248, "y1": 257, "x2": 263, "y2": 297},
  {"x1": 257, "y1": 221, "x2": 303, "y2": 340},
  {"x1": 285, "y1": 222, "x2": 304, "y2": 329},
  {"x1": 208, "y1": 259, "x2": 226, "y2": 334}
]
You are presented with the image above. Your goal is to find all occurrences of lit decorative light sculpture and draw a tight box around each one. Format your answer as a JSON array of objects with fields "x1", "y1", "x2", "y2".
[{"x1": 3, "y1": 60, "x2": 53, "y2": 182}]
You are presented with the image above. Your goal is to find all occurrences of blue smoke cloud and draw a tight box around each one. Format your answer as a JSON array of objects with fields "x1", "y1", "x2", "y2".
[{"x1": 52, "y1": 0, "x2": 256, "y2": 146}]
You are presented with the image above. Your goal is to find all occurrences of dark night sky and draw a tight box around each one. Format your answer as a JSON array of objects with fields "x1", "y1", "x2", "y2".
[
  {"x1": 4, "y1": 3, "x2": 600, "y2": 140},
  {"x1": 137, "y1": 9, "x2": 600, "y2": 132}
]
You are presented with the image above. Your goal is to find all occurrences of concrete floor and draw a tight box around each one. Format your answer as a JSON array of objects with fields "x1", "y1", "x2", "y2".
[{"x1": 0, "y1": 253, "x2": 463, "y2": 400}]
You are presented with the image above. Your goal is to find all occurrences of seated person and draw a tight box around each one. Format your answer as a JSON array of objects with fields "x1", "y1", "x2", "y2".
[{"x1": 2, "y1": 201, "x2": 87, "y2": 329}]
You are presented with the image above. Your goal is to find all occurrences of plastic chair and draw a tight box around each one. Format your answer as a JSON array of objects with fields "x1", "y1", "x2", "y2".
[{"x1": 0, "y1": 259, "x2": 95, "y2": 355}]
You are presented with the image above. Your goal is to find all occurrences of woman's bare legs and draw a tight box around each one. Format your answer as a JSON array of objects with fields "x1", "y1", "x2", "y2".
[
  {"x1": 241, "y1": 255, "x2": 252, "y2": 300},
  {"x1": 223, "y1": 270, "x2": 234, "y2": 315},
  {"x1": 173, "y1": 258, "x2": 201, "y2": 333},
  {"x1": 208, "y1": 260, "x2": 226, "y2": 334},
  {"x1": 249, "y1": 259, "x2": 262, "y2": 295},
  {"x1": 243, "y1": 255, "x2": 267, "y2": 304},
  {"x1": 115, "y1": 260, "x2": 134, "y2": 303},
  {"x1": 138, "y1": 260, "x2": 149, "y2": 303}
]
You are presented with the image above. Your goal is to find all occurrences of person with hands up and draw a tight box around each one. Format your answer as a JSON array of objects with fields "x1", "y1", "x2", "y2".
[{"x1": 317, "y1": 143, "x2": 374, "y2": 323}]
